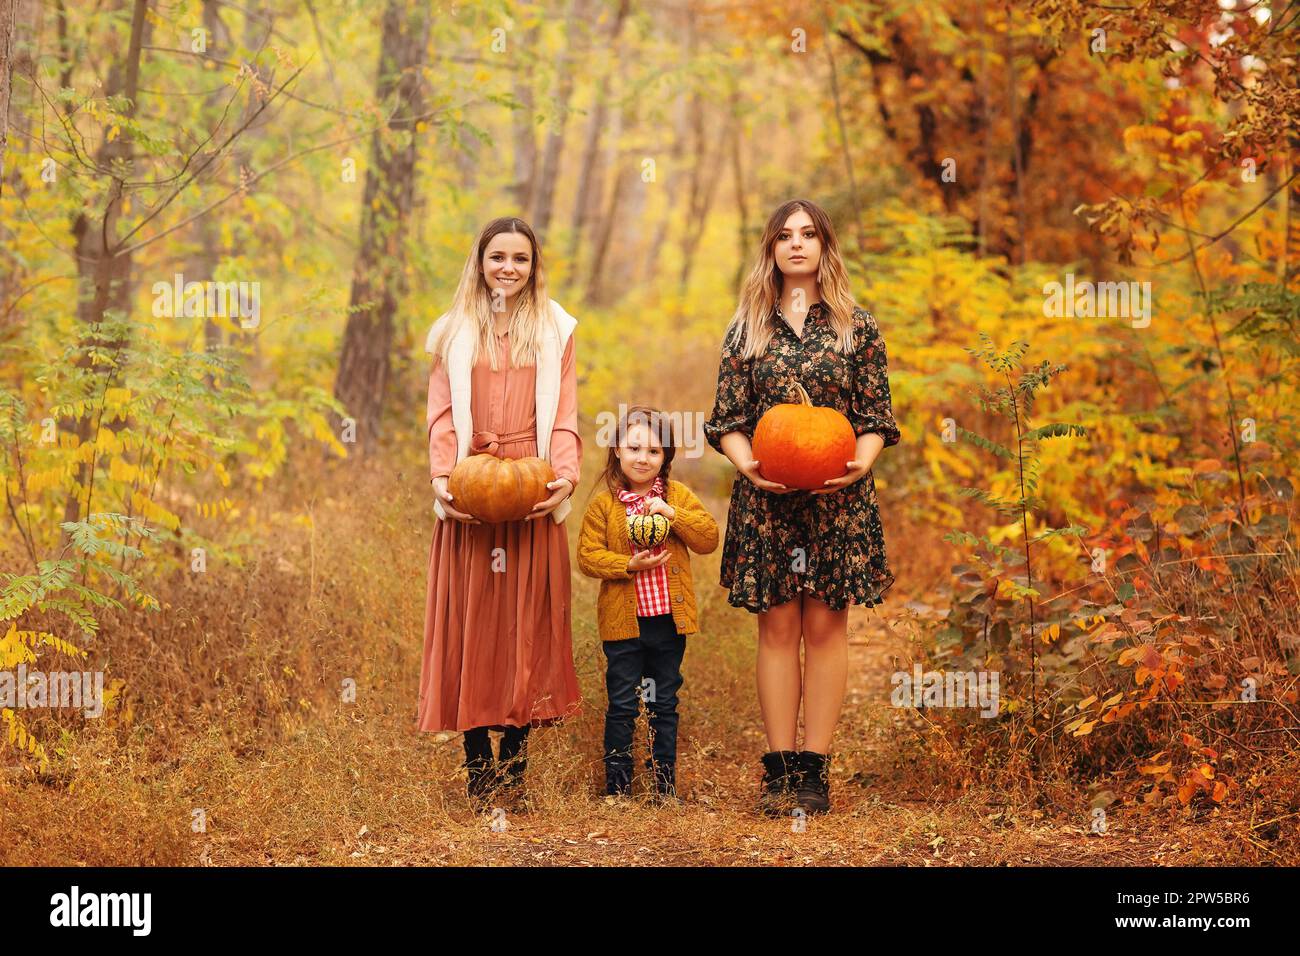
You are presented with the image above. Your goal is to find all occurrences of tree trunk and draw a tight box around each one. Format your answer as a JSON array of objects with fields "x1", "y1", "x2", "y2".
[
  {"x1": 638, "y1": 5, "x2": 692, "y2": 289},
  {"x1": 565, "y1": 0, "x2": 630, "y2": 267},
  {"x1": 677, "y1": 86, "x2": 726, "y2": 293},
  {"x1": 639, "y1": 81, "x2": 689, "y2": 290},
  {"x1": 599, "y1": 109, "x2": 648, "y2": 306},
  {"x1": 730, "y1": 82, "x2": 750, "y2": 293},
  {"x1": 822, "y1": 4, "x2": 863, "y2": 245},
  {"x1": 6, "y1": 0, "x2": 35, "y2": 147},
  {"x1": 192, "y1": 0, "x2": 236, "y2": 367},
  {"x1": 1004, "y1": 2, "x2": 1027, "y2": 265},
  {"x1": 566, "y1": 91, "x2": 606, "y2": 269},
  {"x1": 0, "y1": 0, "x2": 37, "y2": 337},
  {"x1": 583, "y1": 100, "x2": 627, "y2": 308},
  {"x1": 332, "y1": 0, "x2": 430, "y2": 454},
  {"x1": 651, "y1": 4, "x2": 723, "y2": 294},
  {"x1": 61, "y1": 0, "x2": 150, "y2": 529},
  {"x1": 509, "y1": 24, "x2": 540, "y2": 217},
  {"x1": 975, "y1": 0, "x2": 991, "y2": 257},
  {"x1": 230, "y1": 3, "x2": 276, "y2": 356},
  {"x1": 530, "y1": 0, "x2": 587, "y2": 244},
  {"x1": 0, "y1": 0, "x2": 16, "y2": 195}
]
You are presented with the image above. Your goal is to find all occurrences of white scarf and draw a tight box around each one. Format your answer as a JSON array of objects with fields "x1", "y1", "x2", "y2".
[{"x1": 426, "y1": 298, "x2": 578, "y2": 524}]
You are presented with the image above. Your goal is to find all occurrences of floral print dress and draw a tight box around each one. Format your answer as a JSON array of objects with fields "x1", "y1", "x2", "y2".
[{"x1": 703, "y1": 302, "x2": 901, "y2": 613}]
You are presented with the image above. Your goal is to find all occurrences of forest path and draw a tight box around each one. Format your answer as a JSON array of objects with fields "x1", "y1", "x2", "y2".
[{"x1": 193, "y1": 602, "x2": 1243, "y2": 867}]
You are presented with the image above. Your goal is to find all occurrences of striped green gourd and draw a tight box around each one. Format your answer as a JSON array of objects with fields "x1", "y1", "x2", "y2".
[{"x1": 627, "y1": 512, "x2": 671, "y2": 549}]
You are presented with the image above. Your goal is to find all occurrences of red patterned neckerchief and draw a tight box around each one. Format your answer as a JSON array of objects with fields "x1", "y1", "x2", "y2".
[{"x1": 616, "y1": 476, "x2": 665, "y2": 509}]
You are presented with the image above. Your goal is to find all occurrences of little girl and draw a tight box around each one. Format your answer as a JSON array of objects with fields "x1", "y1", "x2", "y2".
[{"x1": 577, "y1": 404, "x2": 720, "y2": 800}]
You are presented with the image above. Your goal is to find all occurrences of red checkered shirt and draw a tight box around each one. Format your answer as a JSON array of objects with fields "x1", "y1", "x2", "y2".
[{"x1": 617, "y1": 476, "x2": 673, "y2": 618}]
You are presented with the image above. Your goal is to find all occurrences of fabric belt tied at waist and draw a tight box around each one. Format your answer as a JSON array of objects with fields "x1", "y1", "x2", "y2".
[{"x1": 469, "y1": 426, "x2": 535, "y2": 457}]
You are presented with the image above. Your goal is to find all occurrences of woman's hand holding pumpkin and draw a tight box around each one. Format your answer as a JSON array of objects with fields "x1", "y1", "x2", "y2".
[
  {"x1": 525, "y1": 477, "x2": 574, "y2": 521},
  {"x1": 432, "y1": 475, "x2": 481, "y2": 524},
  {"x1": 627, "y1": 548, "x2": 671, "y2": 572},
  {"x1": 738, "y1": 457, "x2": 793, "y2": 494},
  {"x1": 811, "y1": 459, "x2": 870, "y2": 494}
]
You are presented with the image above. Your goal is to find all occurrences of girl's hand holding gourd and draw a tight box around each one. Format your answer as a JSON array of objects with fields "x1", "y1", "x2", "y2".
[
  {"x1": 645, "y1": 497, "x2": 676, "y2": 520},
  {"x1": 627, "y1": 548, "x2": 671, "y2": 572}
]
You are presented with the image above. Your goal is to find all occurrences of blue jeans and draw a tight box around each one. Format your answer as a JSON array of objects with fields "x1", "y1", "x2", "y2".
[{"x1": 601, "y1": 613, "x2": 686, "y2": 795}]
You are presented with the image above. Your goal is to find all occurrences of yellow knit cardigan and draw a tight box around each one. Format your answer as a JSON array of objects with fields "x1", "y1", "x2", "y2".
[{"x1": 577, "y1": 479, "x2": 720, "y2": 642}]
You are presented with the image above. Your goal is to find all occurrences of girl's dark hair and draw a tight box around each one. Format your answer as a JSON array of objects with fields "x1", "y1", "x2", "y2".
[{"x1": 593, "y1": 404, "x2": 677, "y2": 497}]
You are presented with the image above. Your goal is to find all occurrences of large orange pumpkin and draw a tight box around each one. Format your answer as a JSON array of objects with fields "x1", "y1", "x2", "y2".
[
  {"x1": 751, "y1": 382, "x2": 856, "y2": 490},
  {"x1": 447, "y1": 454, "x2": 556, "y2": 522}
]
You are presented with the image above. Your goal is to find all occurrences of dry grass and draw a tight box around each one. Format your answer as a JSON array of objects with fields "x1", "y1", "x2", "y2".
[{"x1": 1, "y1": 442, "x2": 1295, "y2": 866}]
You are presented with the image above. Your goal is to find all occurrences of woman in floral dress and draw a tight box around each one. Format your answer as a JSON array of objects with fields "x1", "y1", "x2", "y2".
[{"x1": 703, "y1": 198, "x2": 901, "y2": 816}]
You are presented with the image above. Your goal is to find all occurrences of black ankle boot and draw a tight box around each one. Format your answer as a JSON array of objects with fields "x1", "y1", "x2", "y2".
[
  {"x1": 758, "y1": 750, "x2": 799, "y2": 817},
  {"x1": 647, "y1": 757, "x2": 677, "y2": 802},
  {"x1": 605, "y1": 757, "x2": 633, "y2": 797},
  {"x1": 496, "y1": 725, "x2": 530, "y2": 809},
  {"x1": 795, "y1": 750, "x2": 831, "y2": 814},
  {"x1": 463, "y1": 728, "x2": 496, "y2": 811}
]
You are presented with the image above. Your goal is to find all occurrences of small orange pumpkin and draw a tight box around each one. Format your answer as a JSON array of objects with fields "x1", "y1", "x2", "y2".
[
  {"x1": 447, "y1": 453, "x2": 556, "y2": 522},
  {"x1": 751, "y1": 382, "x2": 856, "y2": 490}
]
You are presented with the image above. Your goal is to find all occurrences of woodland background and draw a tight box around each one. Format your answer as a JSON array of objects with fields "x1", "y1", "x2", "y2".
[{"x1": 0, "y1": 0, "x2": 1297, "y2": 865}]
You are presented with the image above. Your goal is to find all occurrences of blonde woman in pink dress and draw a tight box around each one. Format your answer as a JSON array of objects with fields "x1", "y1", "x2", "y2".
[{"x1": 418, "y1": 217, "x2": 582, "y2": 812}]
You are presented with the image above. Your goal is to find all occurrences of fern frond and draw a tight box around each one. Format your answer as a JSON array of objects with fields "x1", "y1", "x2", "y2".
[
  {"x1": 1029, "y1": 524, "x2": 1091, "y2": 543},
  {"x1": 956, "y1": 426, "x2": 1016, "y2": 460},
  {"x1": 955, "y1": 485, "x2": 1026, "y2": 517},
  {"x1": 1022, "y1": 422, "x2": 1089, "y2": 441}
]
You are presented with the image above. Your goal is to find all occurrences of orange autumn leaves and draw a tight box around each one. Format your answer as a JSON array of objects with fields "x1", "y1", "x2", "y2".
[
  {"x1": 1064, "y1": 618, "x2": 1245, "y2": 807},
  {"x1": 1140, "y1": 734, "x2": 1233, "y2": 808}
]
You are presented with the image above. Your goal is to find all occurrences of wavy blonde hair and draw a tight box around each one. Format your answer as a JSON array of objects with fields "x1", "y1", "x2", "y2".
[
  {"x1": 425, "y1": 217, "x2": 553, "y2": 371},
  {"x1": 725, "y1": 199, "x2": 857, "y2": 360}
]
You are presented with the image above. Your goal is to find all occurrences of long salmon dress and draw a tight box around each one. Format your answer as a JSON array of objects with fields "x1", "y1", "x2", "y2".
[{"x1": 417, "y1": 330, "x2": 582, "y2": 732}]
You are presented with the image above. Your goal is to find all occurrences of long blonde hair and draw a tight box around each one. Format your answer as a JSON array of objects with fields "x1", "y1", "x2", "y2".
[
  {"x1": 725, "y1": 199, "x2": 857, "y2": 360},
  {"x1": 425, "y1": 217, "x2": 553, "y2": 371}
]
